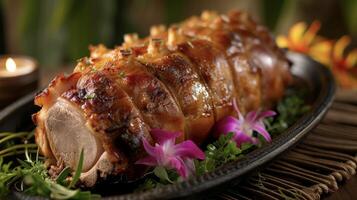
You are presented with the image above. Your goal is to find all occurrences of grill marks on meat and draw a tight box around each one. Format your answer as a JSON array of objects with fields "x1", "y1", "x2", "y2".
[{"x1": 33, "y1": 10, "x2": 292, "y2": 186}]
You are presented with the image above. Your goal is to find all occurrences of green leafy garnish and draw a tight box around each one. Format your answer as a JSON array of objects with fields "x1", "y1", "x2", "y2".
[
  {"x1": 196, "y1": 133, "x2": 248, "y2": 175},
  {"x1": 153, "y1": 166, "x2": 174, "y2": 183},
  {"x1": 84, "y1": 93, "x2": 96, "y2": 100},
  {"x1": 69, "y1": 149, "x2": 84, "y2": 188},
  {"x1": 56, "y1": 167, "x2": 71, "y2": 185},
  {"x1": 136, "y1": 178, "x2": 160, "y2": 191},
  {"x1": 0, "y1": 132, "x2": 99, "y2": 199},
  {"x1": 265, "y1": 90, "x2": 310, "y2": 134}
]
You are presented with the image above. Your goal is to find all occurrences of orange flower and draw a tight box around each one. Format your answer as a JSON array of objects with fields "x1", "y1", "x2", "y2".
[
  {"x1": 331, "y1": 36, "x2": 357, "y2": 71},
  {"x1": 333, "y1": 72, "x2": 357, "y2": 89},
  {"x1": 330, "y1": 36, "x2": 357, "y2": 88},
  {"x1": 276, "y1": 21, "x2": 332, "y2": 65}
]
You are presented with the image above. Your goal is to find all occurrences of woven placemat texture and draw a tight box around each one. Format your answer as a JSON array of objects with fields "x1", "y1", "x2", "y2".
[{"x1": 214, "y1": 90, "x2": 357, "y2": 200}]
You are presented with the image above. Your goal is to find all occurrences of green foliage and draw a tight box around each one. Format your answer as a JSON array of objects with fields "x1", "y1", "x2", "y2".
[
  {"x1": 56, "y1": 167, "x2": 71, "y2": 185},
  {"x1": 261, "y1": 0, "x2": 287, "y2": 31},
  {"x1": 136, "y1": 178, "x2": 158, "y2": 191},
  {"x1": 7, "y1": 0, "x2": 117, "y2": 67},
  {"x1": 0, "y1": 132, "x2": 38, "y2": 158},
  {"x1": 16, "y1": 156, "x2": 99, "y2": 200},
  {"x1": 153, "y1": 166, "x2": 174, "y2": 184},
  {"x1": 265, "y1": 90, "x2": 310, "y2": 134},
  {"x1": 196, "y1": 133, "x2": 247, "y2": 176},
  {"x1": 0, "y1": 159, "x2": 17, "y2": 196},
  {"x1": 136, "y1": 169, "x2": 179, "y2": 191},
  {"x1": 341, "y1": 0, "x2": 357, "y2": 35},
  {"x1": 0, "y1": 131, "x2": 99, "y2": 199},
  {"x1": 163, "y1": 0, "x2": 185, "y2": 24},
  {"x1": 68, "y1": 149, "x2": 84, "y2": 189}
]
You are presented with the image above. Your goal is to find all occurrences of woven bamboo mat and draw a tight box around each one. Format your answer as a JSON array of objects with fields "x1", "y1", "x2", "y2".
[{"x1": 214, "y1": 90, "x2": 357, "y2": 200}]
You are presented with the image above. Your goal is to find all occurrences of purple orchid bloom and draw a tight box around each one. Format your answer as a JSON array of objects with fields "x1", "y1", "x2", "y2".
[
  {"x1": 136, "y1": 129, "x2": 205, "y2": 179},
  {"x1": 214, "y1": 100, "x2": 276, "y2": 147}
]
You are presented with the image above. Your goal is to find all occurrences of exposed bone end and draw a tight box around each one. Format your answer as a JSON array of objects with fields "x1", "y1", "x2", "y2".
[
  {"x1": 167, "y1": 26, "x2": 184, "y2": 48},
  {"x1": 201, "y1": 10, "x2": 218, "y2": 21},
  {"x1": 45, "y1": 98, "x2": 104, "y2": 172},
  {"x1": 124, "y1": 33, "x2": 139, "y2": 45},
  {"x1": 150, "y1": 24, "x2": 166, "y2": 37},
  {"x1": 147, "y1": 38, "x2": 165, "y2": 55}
]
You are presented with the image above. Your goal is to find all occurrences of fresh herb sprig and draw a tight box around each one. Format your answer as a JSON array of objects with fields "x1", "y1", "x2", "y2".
[
  {"x1": 264, "y1": 90, "x2": 310, "y2": 134},
  {"x1": 195, "y1": 133, "x2": 253, "y2": 176},
  {"x1": 0, "y1": 132, "x2": 100, "y2": 199},
  {"x1": 0, "y1": 132, "x2": 37, "y2": 158}
]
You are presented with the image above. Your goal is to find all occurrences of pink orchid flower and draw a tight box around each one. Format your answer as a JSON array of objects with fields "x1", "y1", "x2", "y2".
[
  {"x1": 136, "y1": 129, "x2": 205, "y2": 179},
  {"x1": 214, "y1": 100, "x2": 276, "y2": 147}
]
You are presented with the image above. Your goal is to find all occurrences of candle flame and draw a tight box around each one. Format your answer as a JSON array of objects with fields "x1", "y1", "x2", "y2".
[{"x1": 6, "y1": 58, "x2": 16, "y2": 72}]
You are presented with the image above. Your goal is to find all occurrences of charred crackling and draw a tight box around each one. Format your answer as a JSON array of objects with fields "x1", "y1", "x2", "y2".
[
  {"x1": 147, "y1": 38, "x2": 167, "y2": 56},
  {"x1": 139, "y1": 52, "x2": 215, "y2": 143},
  {"x1": 123, "y1": 33, "x2": 139, "y2": 47},
  {"x1": 65, "y1": 72, "x2": 152, "y2": 162},
  {"x1": 111, "y1": 60, "x2": 186, "y2": 141},
  {"x1": 178, "y1": 39, "x2": 237, "y2": 120},
  {"x1": 150, "y1": 24, "x2": 166, "y2": 37},
  {"x1": 119, "y1": 49, "x2": 132, "y2": 57},
  {"x1": 167, "y1": 26, "x2": 186, "y2": 48}
]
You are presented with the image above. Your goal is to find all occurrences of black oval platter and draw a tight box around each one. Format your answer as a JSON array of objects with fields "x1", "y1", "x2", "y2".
[{"x1": 3, "y1": 52, "x2": 335, "y2": 200}]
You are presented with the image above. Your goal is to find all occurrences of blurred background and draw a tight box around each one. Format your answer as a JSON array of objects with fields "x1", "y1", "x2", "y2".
[{"x1": 0, "y1": 0, "x2": 356, "y2": 69}]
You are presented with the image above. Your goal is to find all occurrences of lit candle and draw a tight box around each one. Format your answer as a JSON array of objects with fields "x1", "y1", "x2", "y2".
[{"x1": 0, "y1": 55, "x2": 39, "y2": 108}]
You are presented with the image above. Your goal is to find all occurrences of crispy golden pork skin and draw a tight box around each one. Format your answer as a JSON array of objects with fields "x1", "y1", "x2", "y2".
[{"x1": 33, "y1": 10, "x2": 292, "y2": 186}]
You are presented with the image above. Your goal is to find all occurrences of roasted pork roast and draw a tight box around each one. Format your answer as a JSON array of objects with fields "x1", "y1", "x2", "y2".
[{"x1": 33, "y1": 10, "x2": 292, "y2": 186}]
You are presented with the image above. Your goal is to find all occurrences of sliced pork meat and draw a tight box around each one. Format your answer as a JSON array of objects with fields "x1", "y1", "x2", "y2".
[{"x1": 33, "y1": 10, "x2": 292, "y2": 186}]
